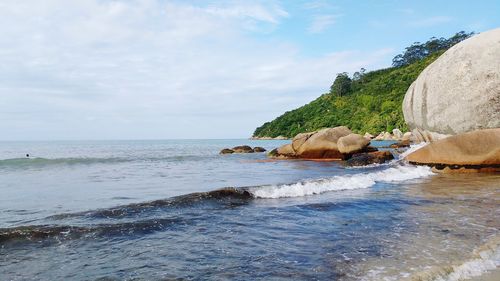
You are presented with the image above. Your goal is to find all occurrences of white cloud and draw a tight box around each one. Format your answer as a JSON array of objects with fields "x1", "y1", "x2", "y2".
[
  {"x1": 0, "y1": 0, "x2": 391, "y2": 140},
  {"x1": 409, "y1": 16, "x2": 452, "y2": 27},
  {"x1": 308, "y1": 14, "x2": 341, "y2": 34}
]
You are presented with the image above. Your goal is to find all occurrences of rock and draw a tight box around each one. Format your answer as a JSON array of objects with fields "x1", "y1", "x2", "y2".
[
  {"x1": 253, "y1": 147, "x2": 266, "y2": 153},
  {"x1": 383, "y1": 132, "x2": 393, "y2": 140},
  {"x1": 337, "y1": 134, "x2": 370, "y2": 154},
  {"x1": 402, "y1": 132, "x2": 412, "y2": 141},
  {"x1": 271, "y1": 126, "x2": 353, "y2": 159},
  {"x1": 363, "y1": 132, "x2": 374, "y2": 139},
  {"x1": 291, "y1": 131, "x2": 316, "y2": 152},
  {"x1": 346, "y1": 151, "x2": 394, "y2": 166},
  {"x1": 374, "y1": 132, "x2": 385, "y2": 140},
  {"x1": 232, "y1": 145, "x2": 254, "y2": 153},
  {"x1": 390, "y1": 140, "x2": 410, "y2": 148},
  {"x1": 268, "y1": 144, "x2": 295, "y2": 158},
  {"x1": 294, "y1": 127, "x2": 352, "y2": 159},
  {"x1": 403, "y1": 28, "x2": 500, "y2": 142},
  {"x1": 392, "y1": 129, "x2": 403, "y2": 140},
  {"x1": 220, "y1": 148, "x2": 234, "y2": 154},
  {"x1": 406, "y1": 128, "x2": 500, "y2": 173}
]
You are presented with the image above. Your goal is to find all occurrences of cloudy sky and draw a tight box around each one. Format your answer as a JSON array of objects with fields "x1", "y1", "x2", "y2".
[{"x1": 1, "y1": 0, "x2": 499, "y2": 140}]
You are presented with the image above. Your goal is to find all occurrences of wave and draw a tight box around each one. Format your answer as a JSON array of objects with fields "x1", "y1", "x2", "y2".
[
  {"x1": 0, "y1": 157, "x2": 128, "y2": 168},
  {"x1": 399, "y1": 142, "x2": 428, "y2": 159},
  {"x1": 0, "y1": 217, "x2": 190, "y2": 243},
  {"x1": 406, "y1": 236, "x2": 500, "y2": 281},
  {"x1": 2, "y1": 164, "x2": 435, "y2": 243},
  {"x1": 0, "y1": 154, "x2": 217, "y2": 169},
  {"x1": 49, "y1": 188, "x2": 252, "y2": 220},
  {"x1": 1, "y1": 188, "x2": 252, "y2": 243},
  {"x1": 250, "y1": 165, "x2": 434, "y2": 199}
]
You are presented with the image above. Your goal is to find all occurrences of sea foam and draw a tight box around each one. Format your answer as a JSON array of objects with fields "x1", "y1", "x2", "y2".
[{"x1": 250, "y1": 164, "x2": 434, "y2": 199}]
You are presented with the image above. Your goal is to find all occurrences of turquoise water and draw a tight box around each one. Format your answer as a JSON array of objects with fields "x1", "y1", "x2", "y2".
[{"x1": 0, "y1": 140, "x2": 498, "y2": 280}]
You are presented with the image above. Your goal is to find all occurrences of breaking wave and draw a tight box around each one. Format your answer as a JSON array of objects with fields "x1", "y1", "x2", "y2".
[{"x1": 250, "y1": 164, "x2": 434, "y2": 198}]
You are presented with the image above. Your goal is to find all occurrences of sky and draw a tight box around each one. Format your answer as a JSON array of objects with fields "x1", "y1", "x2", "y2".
[{"x1": 0, "y1": 0, "x2": 499, "y2": 140}]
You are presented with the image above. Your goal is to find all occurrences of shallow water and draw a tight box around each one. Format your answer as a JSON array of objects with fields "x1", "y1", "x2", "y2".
[{"x1": 0, "y1": 140, "x2": 498, "y2": 280}]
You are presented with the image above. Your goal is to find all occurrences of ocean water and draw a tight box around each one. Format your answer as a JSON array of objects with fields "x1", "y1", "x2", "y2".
[{"x1": 0, "y1": 140, "x2": 498, "y2": 280}]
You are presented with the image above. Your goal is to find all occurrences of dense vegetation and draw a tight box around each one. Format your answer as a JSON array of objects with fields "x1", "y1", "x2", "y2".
[{"x1": 253, "y1": 32, "x2": 472, "y2": 138}]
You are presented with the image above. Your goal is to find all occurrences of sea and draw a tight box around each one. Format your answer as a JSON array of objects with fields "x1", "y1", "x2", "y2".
[{"x1": 0, "y1": 139, "x2": 498, "y2": 281}]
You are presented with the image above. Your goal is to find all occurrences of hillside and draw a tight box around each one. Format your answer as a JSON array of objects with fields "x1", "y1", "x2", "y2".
[{"x1": 253, "y1": 51, "x2": 443, "y2": 138}]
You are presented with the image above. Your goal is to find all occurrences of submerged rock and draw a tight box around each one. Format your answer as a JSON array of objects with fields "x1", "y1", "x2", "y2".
[
  {"x1": 253, "y1": 147, "x2": 266, "y2": 153},
  {"x1": 232, "y1": 145, "x2": 254, "y2": 153},
  {"x1": 220, "y1": 148, "x2": 234, "y2": 154},
  {"x1": 403, "y1": 28, "x2": 500, "y2": 142},
  {"x1": 346, "y1": 151, "x2": 394, "y2": 166},
  {"x1": 390, "y1": 140, "x2": 410, "y2": 148},
  {"x1": 406, "y1": 128, "x2": 500, "y2": 173},
  {"x1": 221, "y1": 145, "x2": 266, "y2": 154}
]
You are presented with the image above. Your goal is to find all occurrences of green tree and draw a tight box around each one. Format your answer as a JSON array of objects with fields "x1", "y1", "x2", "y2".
[{"x1": 330, "y1": 72, "x2": 352, "y2": 97}]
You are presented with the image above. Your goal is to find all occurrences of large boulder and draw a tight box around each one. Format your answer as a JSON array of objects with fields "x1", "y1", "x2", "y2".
[
  {"x1": 406, "y1": 128, "x2": 500, "y2": 173},
  {"x1": 403, "y1": 28, "x2": 500, "y2": 142},
  {"x1": 337, "y1": 133, "x2": 370, "y2": 154},
  {"x1": 294, "y1": 127, "x2": 352, "y2": 159},
  {"x1": 270, "y1": 126, "x2": 353, "y2": 159}
]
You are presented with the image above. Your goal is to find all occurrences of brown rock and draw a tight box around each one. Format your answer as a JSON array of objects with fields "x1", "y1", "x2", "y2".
[
  {"x1": 276, "y1": 143, "x2": 296, "y2": 157},
  {"x1": 232, "y1": 145, "x2": 254, "y2": 153},
  {"x1": 390, "y1": 139, "x2": 410, "y2": 148},
  {"x1": 406, "y1": 128, "x2": 500, "y2": 172},
  {"x1": 220, "y1": 148, "x2": 234, "y2": 154},
  {"x1": 294, "y1": 126, "x2": 352, "y2": 159},
  {"x1": 346, "y1": 151, "x2": 394, "y2": 166},
  {"x1": 253, "y1": 147, "x2": 266, "y2": 153},
  {"x1": 337, "y1": 133, "x2": 370, "y2": 154}
]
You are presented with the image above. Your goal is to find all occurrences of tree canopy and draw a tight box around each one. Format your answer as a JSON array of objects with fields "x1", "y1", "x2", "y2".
[{"x1": 391, "y1": 31, "x2": 473, "y2": 67}]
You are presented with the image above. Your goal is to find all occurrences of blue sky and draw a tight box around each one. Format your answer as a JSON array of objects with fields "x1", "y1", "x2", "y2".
[{"x1": 0, "y1": 0, "x2": 498, "y2": 140}]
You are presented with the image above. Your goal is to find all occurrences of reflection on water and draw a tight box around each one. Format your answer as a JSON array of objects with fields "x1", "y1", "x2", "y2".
[{"x1": 352, "y1": 173, "x2": 500, "y2": 281}]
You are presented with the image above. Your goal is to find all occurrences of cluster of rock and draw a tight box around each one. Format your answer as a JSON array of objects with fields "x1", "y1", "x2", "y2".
[
  {"x1": 250, "y1": 136, "x2": 288, "y2": 140},
  {"x1": 369, "y1": 129, "x2": 412, "y2": 142},
  {"x1": 220, "y1": 145, "x2": 266, "y2": 154},
  {"x1": 268, "y1": 126, "x2": 394, "y2": 166},
  {"x1": 402, "y1": 28, "x2": 500, "y2": 173}
]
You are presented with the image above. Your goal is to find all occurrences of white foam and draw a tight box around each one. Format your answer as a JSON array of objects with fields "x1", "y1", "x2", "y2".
[
  {"x1": 408, "y1": 237, "x2": 500, "y2": 281},
  {"x1": 399, "y1": 142, "x2": 428, "y2": 159},
  {"x1": 251, "y1": 165, "x2": 434, "y2": 199}
]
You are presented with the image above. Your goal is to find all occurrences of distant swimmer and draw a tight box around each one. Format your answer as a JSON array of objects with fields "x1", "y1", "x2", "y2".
[{"x1": 26, "y1": 154, "x2": 30, "y2": 158}]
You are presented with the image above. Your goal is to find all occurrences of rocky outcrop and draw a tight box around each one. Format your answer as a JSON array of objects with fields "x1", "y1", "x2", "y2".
[
  {"x1": 232, "y1": 145, "x2": 254, "y2": 153},
  {"x1": 250, "y1": 135, "x2": 289, "y2": 140},
  {"x1": 405, "y1": 129, "x2": 500, "y2": 173},
  {"x1": 293, "y1": 127, "x2": 352, "y2": 159},
  {"x1": 346, "y1": 151, "x2": 394, "y2": 166},
  {"x1": 270, "y1": 126, "x2": 353, "y2": 159},
  {"x1": 337, "y1": 134, "x2": 370, "y2": 154},
  {"x1": 220, "y1": 145, "x2": 267, "y2": 154},
  {"x1": 403, "y1": 28, "x2": 500, "y2": 142}
]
